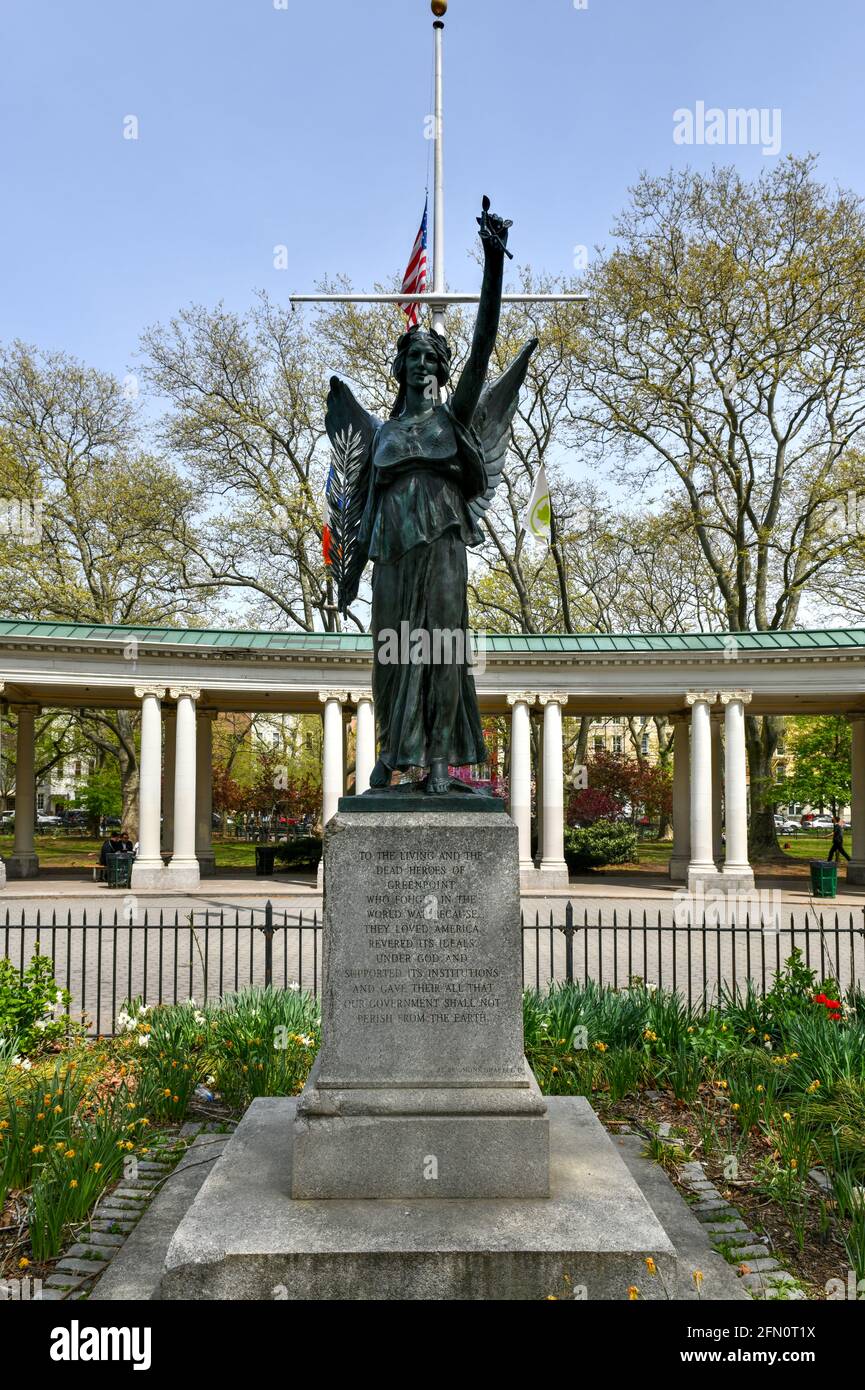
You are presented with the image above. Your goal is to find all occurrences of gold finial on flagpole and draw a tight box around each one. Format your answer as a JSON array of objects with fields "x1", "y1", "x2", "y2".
[{"x1": 431, "y1": 1, "x2": 447, "y2": 17}]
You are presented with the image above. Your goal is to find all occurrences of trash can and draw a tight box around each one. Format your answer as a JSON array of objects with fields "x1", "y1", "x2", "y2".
[
  {"x1": 255, "y1": 844, "x2": 278, "y2": 876},
  {"x1": 810, "y1": 859, "x2": 838, "y2": 898},
  {"x1": 106, "y1": 851, "x2": 134, "y2": 888}
]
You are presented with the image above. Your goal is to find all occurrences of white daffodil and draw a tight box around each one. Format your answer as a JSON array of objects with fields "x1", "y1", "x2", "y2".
[{"x1": 137, "y1": 1033, "x2": 150, "y2": 1047}]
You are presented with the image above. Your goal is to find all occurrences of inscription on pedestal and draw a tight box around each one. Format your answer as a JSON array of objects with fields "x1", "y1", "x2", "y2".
[{"x1": 320, "y1": 813, "x2": 525, "y2": 1087}]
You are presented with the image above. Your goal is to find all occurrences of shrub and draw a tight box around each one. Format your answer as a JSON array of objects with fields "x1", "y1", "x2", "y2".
[
  {"x1": 563, "y1": 820, "x2": 636, "y2": 871},
  {"x1": 274, "y1": 836, "x2": 322, "y2": 870},
  {"x1": 0, "y1": 952, "x2": 77, "y2": 1056}
]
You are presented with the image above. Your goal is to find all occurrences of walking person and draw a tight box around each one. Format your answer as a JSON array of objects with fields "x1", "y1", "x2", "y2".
[{"x1": 827, "y1": 816, "x2": 850, "y2": 863}]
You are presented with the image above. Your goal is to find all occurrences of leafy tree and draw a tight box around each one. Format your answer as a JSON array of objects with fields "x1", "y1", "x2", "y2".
[
  {"x1": 566, "y1": 157, "x2": 865, "y2": 852},
  {"x1": 80, "y1": 763, "x2": 122, "y2": 826},
  {"x1": 0, "y1": 344, "x2": 206, "y2": 833},
  {"x1": 782, "y1": 716, "x2": 852, "y2": 815}
]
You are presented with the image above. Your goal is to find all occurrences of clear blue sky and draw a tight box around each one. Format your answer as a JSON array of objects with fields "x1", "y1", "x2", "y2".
[{"x1": 1, "y1": 0, "x2": 862, "y2": 377}]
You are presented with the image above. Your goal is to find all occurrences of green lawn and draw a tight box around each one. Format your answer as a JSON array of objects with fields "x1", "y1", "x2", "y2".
[
  {"x1": 0, "y1": 834, "x2": 264, "y2": 872},
  {"x1": 635, "y1": 832, "x2": 849, "y2": 873},
  {"x1": 1, "y1": 830, "x2": 851, "y2": 876}
]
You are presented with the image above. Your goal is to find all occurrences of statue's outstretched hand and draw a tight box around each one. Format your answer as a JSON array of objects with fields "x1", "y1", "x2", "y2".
[{"x1": 477, "y1": 195, "x2": 513, "y2": 259}]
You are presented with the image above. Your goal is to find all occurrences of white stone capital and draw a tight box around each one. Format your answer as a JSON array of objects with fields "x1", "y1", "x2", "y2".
[
  {"x1": 348, "y1": 689, "x2": 373, "y2": 705},
  {"x1": 169, "y1": 686, "x2": 201, "y2": 701},
  {"x1": 507, "y1": 692, "x2": 538, "y2": 707},
  {"x1": 538, "y1": 691, "x2": 568, "y2": 708},
  {"x1": 685, "y1": 690, "x2": 718, "y2": 706},
  {"x1": 319, "y1": 689, "x2": 349, "y2": 705},
  {"x1": 719, "y1": 689, "x2": 752, "y2": 706},
  {"x1": 134, "y1": 684, "x2": 166, "y2": 700}
]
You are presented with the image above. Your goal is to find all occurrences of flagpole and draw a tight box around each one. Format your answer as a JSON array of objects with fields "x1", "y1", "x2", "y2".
[{"x1": 431, "y1": 9, "x2": 446, "y2": 336}]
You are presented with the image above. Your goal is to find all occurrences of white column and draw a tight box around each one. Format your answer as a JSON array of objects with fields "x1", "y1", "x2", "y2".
[
  {"x1": 319, "y1": 690, "x2": 347, "y2": 826},
  {"x1": 686, "y1": 690, "x2": 719, "y2": 889},
  {"x1": 538, "y1": 692, "x2": 569, "y2": 886},
  {"x1": 508, "y1": 692, "x2": 536, "y2": 876},
  {"x1": 669, "y1": 714, "x2": 691, "y2": 882},
  {"x1": 7, "y1": 704, "x2": 39, "y2": 879},
  {"x1": 351, "y1": 690, "x2": 375, "y2": 796},
  {"x1": 711, "y1": 712, "x2": 724, "y2": 865},
  {"x1": 849, "y1": 714, "x2": 865, "y2": 885},
  {"x1": 131, "y1": 686, "x2": 166, "y2": 889},
  {"x1": 165, "y1": 687, "x2": 200, "y2": 890},
  {"x1": 195, "y1": 710, "x2": 216, "y2": 877},
  {"x1": 721, "y1": 689, "x2": 754, "y2": 886},
  {"x1": 534, "y1": 718, "x2": 544, "y2": 869},
  {"x1": 318, "y1": 690, "x2": 347, "y2": 890},
  {"x1": 161, "y1": 711, "x2": 175, "y2": 856}
]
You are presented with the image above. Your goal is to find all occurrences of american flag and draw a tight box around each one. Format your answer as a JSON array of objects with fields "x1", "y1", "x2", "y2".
[{"x1": 399, "y1": 197, "x2": 428, "y2": 328}]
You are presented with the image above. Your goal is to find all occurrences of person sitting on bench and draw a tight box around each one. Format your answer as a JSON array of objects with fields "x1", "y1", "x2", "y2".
[{"x1": 99, "y1": 829, "x2": 125, "y2": 869}]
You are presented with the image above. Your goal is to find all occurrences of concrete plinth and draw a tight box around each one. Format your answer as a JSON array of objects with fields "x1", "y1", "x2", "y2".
[
  {"x1": 130, "y1": 859, "x2": 166, "y2": 890},
  {"x1": 160, "y1": 1095, "x2": 676, "y2": 1301},
  {"x1": 196, "y1": 853, "x2": 217, "y2": 878},
  {"x1": 6, "y1": 853, "x2": 39, "y2": 880},
  {"x1": 687, "y1": 868, "x2": 755, "y2": 895},
  {"x1": 163, "y1": 859, "x2": 201, "y2": 892},
  {"x1": 847, "y1": 861, "x2": 865, "y2": 886},
  {"x1": 523, "y1": 864, "x2": 570, "y2": 890}
]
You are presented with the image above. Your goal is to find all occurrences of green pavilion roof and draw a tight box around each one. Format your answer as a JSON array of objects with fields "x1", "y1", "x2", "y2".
[{"x1": 0, "y1": 620, "x2": 863, "y2": 655}]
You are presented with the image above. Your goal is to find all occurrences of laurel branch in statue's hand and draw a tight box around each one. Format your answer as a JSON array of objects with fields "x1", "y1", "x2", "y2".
[{"x1": 477, "y1": 195, "x2": 513, "y2": 258}]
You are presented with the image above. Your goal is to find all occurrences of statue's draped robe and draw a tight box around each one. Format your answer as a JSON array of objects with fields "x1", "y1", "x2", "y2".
[{"x1": 359, "y1": 402, "x2": 488, "y2": 770}]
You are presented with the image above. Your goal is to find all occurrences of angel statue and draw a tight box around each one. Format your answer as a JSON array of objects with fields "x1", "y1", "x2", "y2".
[{"x1": 324, "y1": 197, "x2": 537, "y2": 797}]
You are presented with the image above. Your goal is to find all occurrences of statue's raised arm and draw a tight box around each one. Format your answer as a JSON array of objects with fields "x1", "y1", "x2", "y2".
[{"x1": 448, "y1": 197, "x2": 512, "y2": 428}]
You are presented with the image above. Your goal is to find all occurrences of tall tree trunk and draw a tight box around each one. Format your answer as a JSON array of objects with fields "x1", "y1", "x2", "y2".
[
  {"x1": 116, "y1": 710, "x2": 139, "y2": 839},
  {"x1": 746, "y1": 713, "x2": 783, "y2": 859}
]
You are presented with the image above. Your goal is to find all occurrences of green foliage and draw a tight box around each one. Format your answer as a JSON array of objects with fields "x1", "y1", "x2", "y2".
[
  {"x1": 80, "y1": 762, "x2": 122, "y2": 820},
  {"x1": 0, "y1": 951, "x2": 77, "y2": 1055},
  {"x1": 274, "y1": 835, "x2": 322, "y2": 869},
  {"x1": 207, "y1": 987, "x2": 319, "y2": 1107},
  {"x1": 783, "y1": 716, "x2": 852, "y2": 815},
  {"x1": 563, "y1": 820, "x2": 637, "y2": 870},
  {"x1": 0, "y1": 1055, "x2": 148, "y2": 1257}
]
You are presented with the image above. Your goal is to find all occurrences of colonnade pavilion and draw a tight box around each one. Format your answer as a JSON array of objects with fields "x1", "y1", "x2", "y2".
[{"x1": 0, "y1": 620, "x2": 863, "y2": 893}]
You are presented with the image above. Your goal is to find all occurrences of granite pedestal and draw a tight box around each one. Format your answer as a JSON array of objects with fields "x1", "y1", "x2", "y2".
[
  {"x1": 160, "y1": 1095, "x2": 676, "y2": 1300},
  {"x1": 292, "y1": 809, "x2": 549, "y2": 1200}
]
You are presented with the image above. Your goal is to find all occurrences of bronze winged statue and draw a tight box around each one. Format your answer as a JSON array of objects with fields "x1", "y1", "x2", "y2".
[{"x1": 325, "y1": 198, "x2": 537, "y2": 796}]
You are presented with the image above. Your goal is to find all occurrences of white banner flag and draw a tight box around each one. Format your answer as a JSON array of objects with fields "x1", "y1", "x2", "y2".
[{"x1": 521, "y1": 464, "x2": 551, "y2": 541}]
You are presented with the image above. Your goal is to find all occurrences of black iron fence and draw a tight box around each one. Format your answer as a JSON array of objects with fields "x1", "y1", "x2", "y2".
[{"x1": 3, "y1": 901, "x2": 864, "y2": 1036}]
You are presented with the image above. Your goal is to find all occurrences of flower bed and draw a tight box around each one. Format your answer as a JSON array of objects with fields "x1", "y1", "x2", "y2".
[
  {"x1": 2, "y1": 945, "x2": 862, "y2": 1299},
  {"x1": 524, "y1": 949, "x2": 865, "y2": 1298}
]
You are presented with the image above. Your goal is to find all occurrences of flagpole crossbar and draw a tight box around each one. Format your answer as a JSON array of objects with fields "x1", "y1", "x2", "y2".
[{"x1": 290, "y1": 293, "x2": 587, "y2": 306}]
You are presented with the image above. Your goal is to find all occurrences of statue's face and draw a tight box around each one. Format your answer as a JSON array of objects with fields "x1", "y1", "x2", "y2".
[{"x1": 405, "y1": 336, "x2": 442, "y2": 396}]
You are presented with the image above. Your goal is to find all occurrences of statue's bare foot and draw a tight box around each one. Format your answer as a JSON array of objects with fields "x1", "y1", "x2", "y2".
[
  {"x1": 427, "y1": 759, "x2": 451, "y2": 795},
  {"x1": 369, "y1": 758, "x2": 392, "y2": 789}
]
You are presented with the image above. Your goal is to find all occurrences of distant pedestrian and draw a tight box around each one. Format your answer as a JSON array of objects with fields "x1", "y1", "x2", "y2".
[{"x1": 827, "y1": 816, "x2": 850, "y2": 863}]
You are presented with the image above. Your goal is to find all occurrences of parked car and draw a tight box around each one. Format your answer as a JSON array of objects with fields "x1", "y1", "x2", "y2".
[
  {"x1": 809, "y1": 816, "x2": 835, "y2": 830},
  {"x1": 774, "y1": 816, "x2": 800, "y2": 833},
  {"x1": 36, "y1": 813, "x2": 62, "y2": 829}
]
